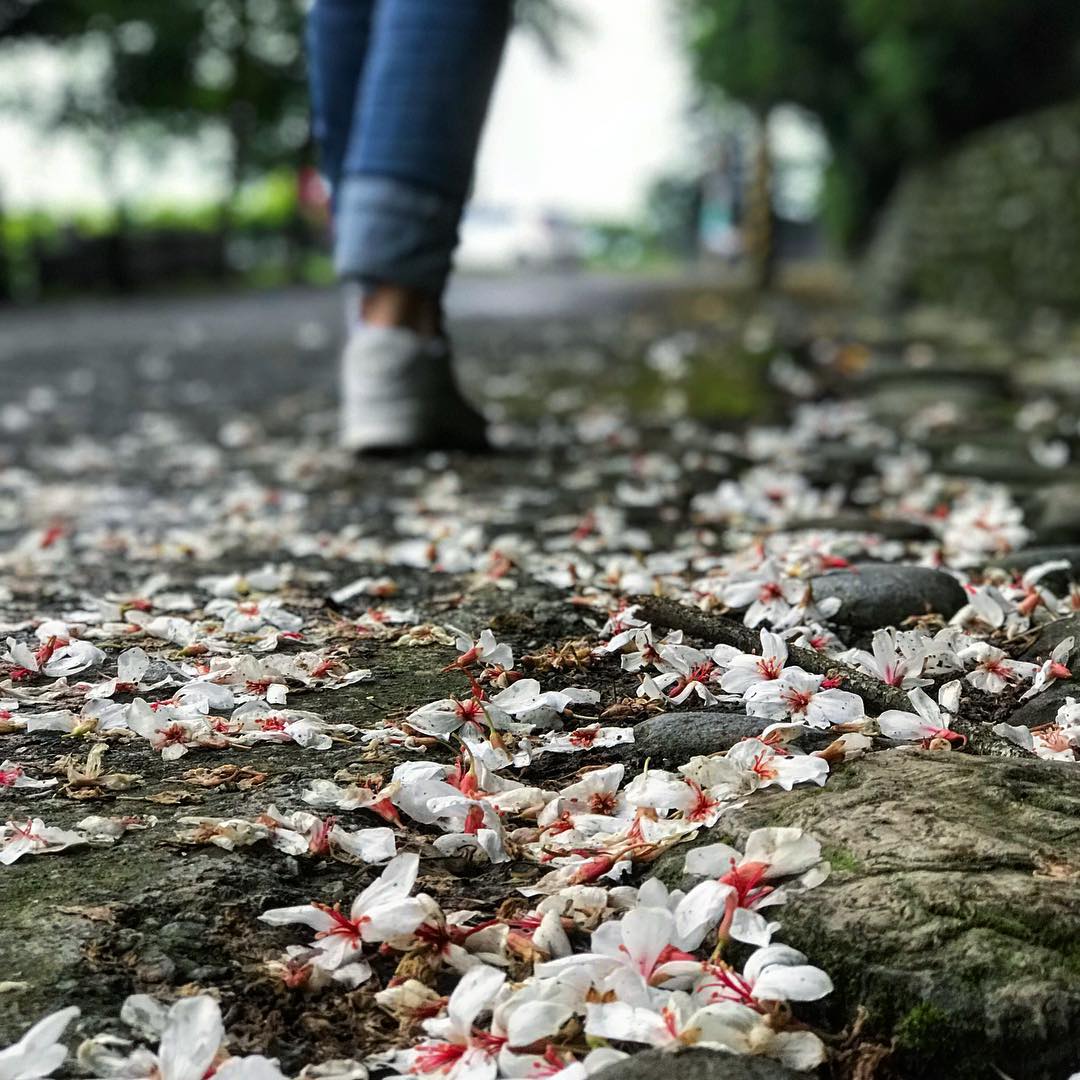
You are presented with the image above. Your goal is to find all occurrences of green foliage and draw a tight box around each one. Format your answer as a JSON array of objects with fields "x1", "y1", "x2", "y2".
[
  {"x1": 2, "y1": 0, "x2": 311, "y2": 208},
  {"x1": 680, "y1": 0, "x2": 1080, "y2": 248}
]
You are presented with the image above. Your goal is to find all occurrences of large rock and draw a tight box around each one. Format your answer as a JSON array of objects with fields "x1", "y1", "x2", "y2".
[
  {"x1": 810, "y1": 564, "x2": 967, "y2": 629},
  {"x1": 653, "y1": 751, "x2": 1080, "y2": 1079},
  {"x1": 591, "y1": 1049, "x2": 805, "y2": 1080}
]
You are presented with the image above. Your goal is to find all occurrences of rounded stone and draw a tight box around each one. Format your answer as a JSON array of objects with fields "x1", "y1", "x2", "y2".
[
  {"x1": 590, "y1": 1049, "x2": 805, "y2": 1080},
  {"x1": 630, "y1": 712, "x2": 833, "y2": 767},
  {"x1": 810, "y1": 564, "x2": 967, "y2": 628}
]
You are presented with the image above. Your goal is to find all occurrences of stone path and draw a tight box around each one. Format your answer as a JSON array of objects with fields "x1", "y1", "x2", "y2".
[{"x1": 1, "y1": 281, "x2": 1079, "y2": 1080}]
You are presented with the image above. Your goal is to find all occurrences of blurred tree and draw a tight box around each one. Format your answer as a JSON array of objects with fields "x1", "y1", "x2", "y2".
[
  {"x1": 680, "y1": 0, "x2": 1080, "y2": 252},
  {"x1": 2, "y1": 0, "x2": 310, "y2": 210}
]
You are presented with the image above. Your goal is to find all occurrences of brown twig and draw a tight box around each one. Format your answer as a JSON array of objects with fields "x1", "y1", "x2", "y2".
[{"x1": 633, "y1": 594, "x2": 911, "y2": 714}]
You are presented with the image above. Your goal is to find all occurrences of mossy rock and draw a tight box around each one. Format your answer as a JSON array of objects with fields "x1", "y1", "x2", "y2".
[{"x1": 654, "y1": 750, "x2": 1080, "y2": 1079}]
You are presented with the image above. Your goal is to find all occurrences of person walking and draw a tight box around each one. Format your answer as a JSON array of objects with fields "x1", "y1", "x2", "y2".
[{"x1": 307, "y1": 0, "x2": 512, "y2": 452}]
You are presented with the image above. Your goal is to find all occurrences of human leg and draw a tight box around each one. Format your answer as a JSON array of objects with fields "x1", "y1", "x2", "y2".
[{"x1": 332, "y1": 0, "x2": 512, "y2": 451}]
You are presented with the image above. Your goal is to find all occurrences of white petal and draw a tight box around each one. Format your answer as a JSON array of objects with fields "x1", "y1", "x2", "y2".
[{"x1": 157, "y1": 997, "x2": 223, "y2": 1080}]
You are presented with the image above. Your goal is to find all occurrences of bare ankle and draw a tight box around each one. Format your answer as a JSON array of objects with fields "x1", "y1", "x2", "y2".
[{"x1": 361, "y1": 284, "x2": 443, "y2": 337}]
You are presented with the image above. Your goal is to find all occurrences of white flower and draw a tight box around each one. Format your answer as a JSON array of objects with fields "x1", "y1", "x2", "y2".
[
  {"x1": 1019, "y1": 637, "x2": 1073, "y2": 700},
  {"x1": 958, "y1": 643, "x2": 1038, "y2": 694},
  {"x1": 744, "y1": 669, "x2": 864, "y2": 729},
  {"x1": 534, "y1": 905, "x2": 700, "y2": 991},
  {"x1": 0, "y1": 1006, "x2": 79, "y2": 1080},
  {"x1": 0, "y1": 819, "x2": 88, "y2": 864},
  {"x1": 843, "y1": 628, "x2": 929, "y2": 689},
  {"x1": 0, "y1": 761, "x2": 57, "y2": 794},
  {"x1": 692, "y1": 944, "x2": 832, "y2": 1008},
  {"x1": 725, "y1": 739, "x2": 830, "y2": 791},
  {"x1": 448, "y1": 629, "x2": 514, "y2": 673},
  {"x1": 259, "y1": 853, "x2": 427, "y2": 984},
  {"x1": 877, "y1": 682, "x2": 964, "y2": 746},
  {"x1": 537, "y1": 764, "x2": 628, "y2": 827},
  {"x1": 125, "y1": 699, "x2": 217, "y2": 761},
  {"x1": 719, "y1": 561, "x2": 804, "y2": 628},
  {"x1": 84, "y1": 648, "x2": 168, "y2": 700},
  {"x1": 388, "y1": 964, "x2": 506, "y2": 1080},
  {"x1": 719, "y1": 630, "x2": 789, "y2": 694},
  {"x1": 488, "y1": 680, "x2": 599, "y2": 727},
  {"x1": 684, "y1": 827, "x2": 830, "y2": 945}
]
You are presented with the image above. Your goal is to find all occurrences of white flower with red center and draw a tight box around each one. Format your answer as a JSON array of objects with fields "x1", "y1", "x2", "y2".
[
  {"x1": 991, "y1": 720, "x2": 1079, "y2": 761},
  {"x1": 719, "y1": 630, "x2": 789, "y2": 695},
  {"x1": 388, "y1": 963, "x2": 507, "y2": 1080},
  {"x1": 877, "y1": 682, "x2": 965, "y2": 747},
  {"x1": 744, "y1": 668, "x2": 864, "y2": 729},
  {"x1": 227, "y1": 700, "x2": 356, "y2": 750},
  {"x1": 584, "y1": 991, "x2": 747, "y2": 1052},
  {"x1": 537, "y1": 764, "x2": 628, "y2": 829},
  {"x1": 1019, "y1": 637, "x2": 1074, "y2": 700},
  {"x1": 0, "y1": 1006, "x2": 79, "y2": 1080},
  {"x1": 0, "y1": 818, "x2": 89, "y2": 864},
  {"x1": 405, "y1": 696, "x2": 508, "y2": 740},
  {"x1": 642, "y1": 645, "x2": 727, "y2": 707},
  {"x1": 719, "y1": 562, "x2": 806, "y2": 629},
  {"x1": 534, "y1": 905, "x2": 702, "y2": 991},
  {"x1": 125, "y1": 699, "x2": 220, "y2": 761},
  {"x1": 84, "y1": 647, "x2": 170, "y2": 701},
  {"x1": 445, "y1": 629, "x2": 514, "y2": 678},
  {"x1": 683, "y1": 827, "x2": 830, "y2": 946},
  {"x1": 725, "y1": 738, "x2": 830, "y2": 791},
  {"x1": 259, "y1": 852, "x2": 427, "y2": 984},
  {"x1": 0, "y1": 761, "x2": 56, "y2": 794},
  {"x1": 692, "y1": 943, "x2": 833, "y2": 1009},
  {"x1": 4, "y1": 636, "x2": 104, "y2": 681},
  {"x1": 959, "y1": 643, "x2": 1039, "y2": 694},
  {"x1": 186, "y1": 656, "x2": 289, "y2": 705},
  {"x1": 257, "y1": 806, "x2": 396, "y2": 862},
  {"x1": 527, "y1": 725, "x2": 634, "y2": 757},
  {"x1": 842, "y1": 627, "x2": 930, "y2": 690},
  {"x1": 602, "y1": 624, "x2": 676, "y2": 673},
  {"x1": 204, "y1": 596, "x2": 303, "y2": 635}
]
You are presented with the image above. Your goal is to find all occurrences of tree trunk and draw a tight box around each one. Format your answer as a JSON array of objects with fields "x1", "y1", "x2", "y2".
[{"x1": 744, "y1": 108, "x2": 776, "y2": 291}]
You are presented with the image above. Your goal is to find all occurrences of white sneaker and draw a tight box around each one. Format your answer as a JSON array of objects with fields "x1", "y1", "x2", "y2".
[{"x1": 339, "y1": 324, "x2": 488, "y2": 452}]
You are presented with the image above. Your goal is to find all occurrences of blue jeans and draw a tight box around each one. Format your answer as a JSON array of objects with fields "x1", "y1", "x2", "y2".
[{"x1": 307, "y1": 0, "x2": 511, "y2": 296}]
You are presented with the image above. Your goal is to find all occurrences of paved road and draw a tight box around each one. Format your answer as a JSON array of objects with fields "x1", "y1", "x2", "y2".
[{"x1": 0, "y1": 269, "x2": 719, "y2": 360}]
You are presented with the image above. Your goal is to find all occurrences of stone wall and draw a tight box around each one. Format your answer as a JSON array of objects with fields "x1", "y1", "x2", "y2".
[{"x1": 863, "y1": 100, "x2": 1080, "y2": 317}]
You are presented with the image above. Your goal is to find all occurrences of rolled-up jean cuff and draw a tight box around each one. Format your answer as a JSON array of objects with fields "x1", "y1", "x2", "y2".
[{"x1": 334, "y1": 174, "x2": 463, "y2": 296}]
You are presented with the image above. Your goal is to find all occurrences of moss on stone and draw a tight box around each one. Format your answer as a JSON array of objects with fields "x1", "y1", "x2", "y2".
[
  {"x1": 820, "y1": 845, "x2": 862, "y2": 874},
  {"x1": 895, "y1": 1001, "x2": 959, "y2": 1054}
]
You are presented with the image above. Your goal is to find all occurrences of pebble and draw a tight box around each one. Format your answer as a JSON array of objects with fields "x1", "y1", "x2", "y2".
[{"x1": 810, "y1": 564, "x2": 967, "y2": 628}]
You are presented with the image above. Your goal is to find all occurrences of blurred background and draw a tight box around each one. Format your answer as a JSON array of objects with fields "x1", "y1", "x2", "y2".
[{"x1": 1, "y1": 0, "x2": 1078, "y2": 318}]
